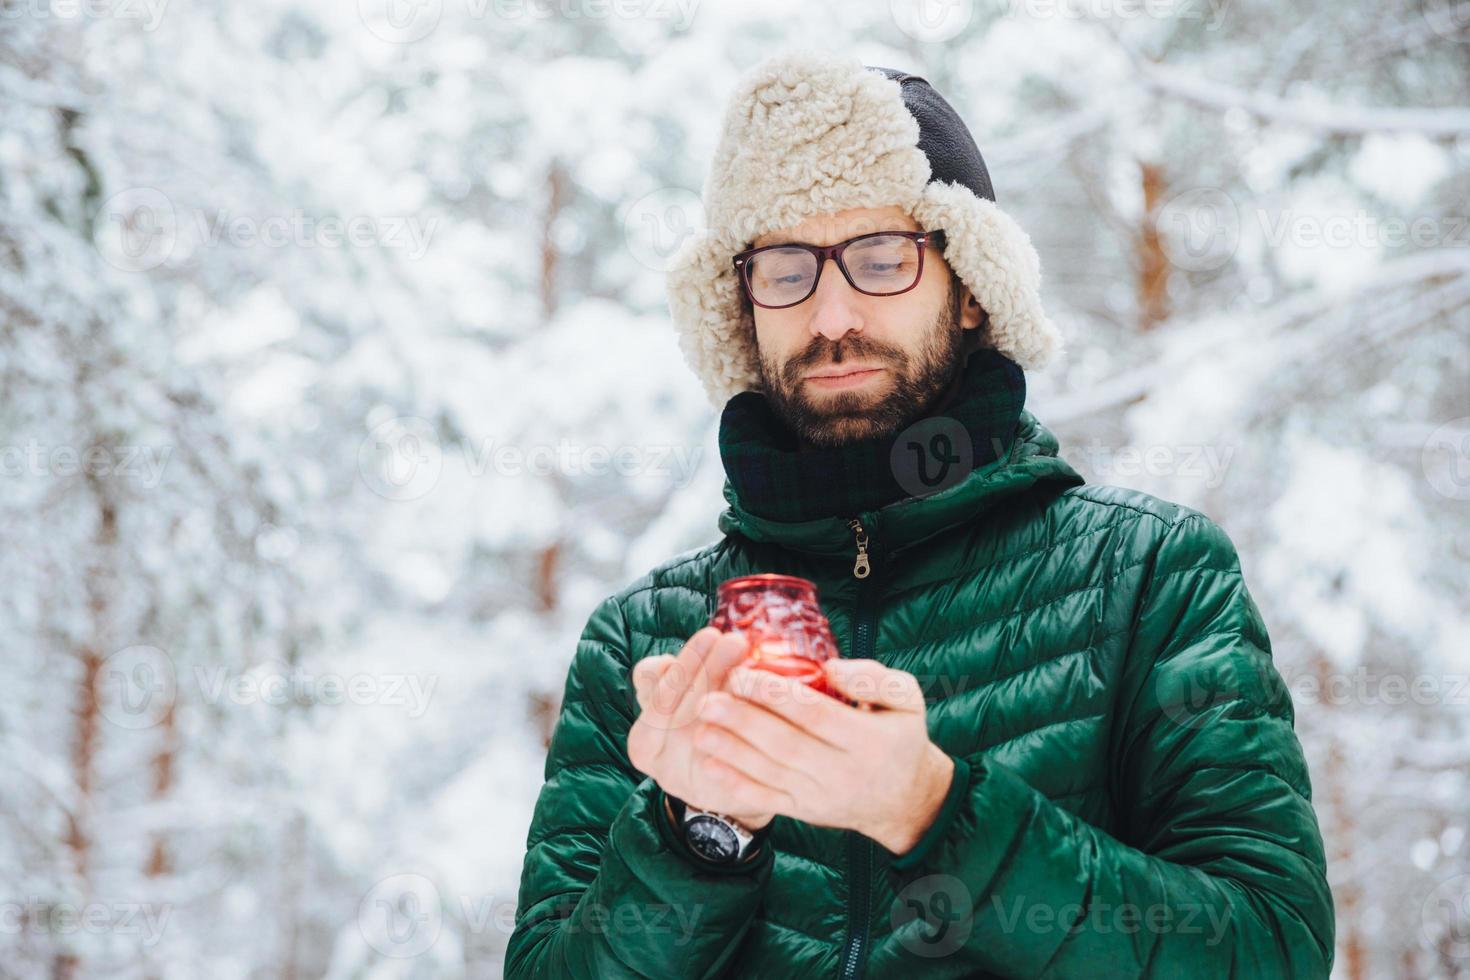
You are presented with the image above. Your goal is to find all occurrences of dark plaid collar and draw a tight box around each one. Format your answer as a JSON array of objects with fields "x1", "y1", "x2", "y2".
[{"x1": 718, "y1": 346, "x2": 1028, "y2": 523}]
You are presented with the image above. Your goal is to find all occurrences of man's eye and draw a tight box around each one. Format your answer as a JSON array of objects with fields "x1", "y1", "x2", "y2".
[{"x1": 758, "y1": 268, "x2": 810, "y2": 285}]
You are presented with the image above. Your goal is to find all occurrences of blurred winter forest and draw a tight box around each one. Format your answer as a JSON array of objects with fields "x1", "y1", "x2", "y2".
[{"x1": 1, "y1": 0, "x2": 1467, "y2": 976}]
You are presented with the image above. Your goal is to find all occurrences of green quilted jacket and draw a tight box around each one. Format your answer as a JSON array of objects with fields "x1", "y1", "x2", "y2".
[{"x1": 507, "y1": 409, "x2": 1335, "y2": 978}]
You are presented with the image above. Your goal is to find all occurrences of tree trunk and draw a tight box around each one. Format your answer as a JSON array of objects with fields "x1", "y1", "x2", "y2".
[
  {"x1": 541, "y1": 160, "x2": 568, "y2": 321},
  {"x1": 1138, "y1": 160, "x2": 1171, "y2": 332}
]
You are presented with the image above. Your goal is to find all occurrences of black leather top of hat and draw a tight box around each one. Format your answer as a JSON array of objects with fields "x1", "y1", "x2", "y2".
[{"x1": 865, "y1": 66, "x2": 996, "y2": 204}]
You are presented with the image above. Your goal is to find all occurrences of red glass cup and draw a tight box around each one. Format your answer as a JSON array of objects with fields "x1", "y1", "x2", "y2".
[{"x1": 710, "y1": 574, "x2": 843, "y2": 699}]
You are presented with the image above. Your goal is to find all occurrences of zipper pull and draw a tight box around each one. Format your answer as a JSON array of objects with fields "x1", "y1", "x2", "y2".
[{"x1": 847, "y1": 518, "x2": 871, "y2": 579}]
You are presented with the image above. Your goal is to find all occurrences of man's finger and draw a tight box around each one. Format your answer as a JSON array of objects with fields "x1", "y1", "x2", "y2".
[
  {"x1": 693, "y1": 725, "x2": 804, "y2": 810},
  {"x1": 665, "y1": 631, "x2": 751, "y2": 729},
  {"x1": 822, "y1": 658, "x2": 926, "y2": 712},
  {"x1": 700, "y1": 631, "x2": 754, "y2": 688},
  {"x1": 651, "y1": 627, "x2": 723, "y2": 719},
  {"x1": 632, "y1": 654, "x2": 675, "y2": 713},
  {"x1": 724, "y1": 667, "x2": 849, "y2": 748}
]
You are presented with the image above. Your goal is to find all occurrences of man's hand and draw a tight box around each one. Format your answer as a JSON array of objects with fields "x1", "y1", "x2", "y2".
[
  {"x1": 627, "y1": 627, "x2": 782, "y2": 830},
  {"x1": 700, "y1": 657, "x2": 954, "y2": 855}
]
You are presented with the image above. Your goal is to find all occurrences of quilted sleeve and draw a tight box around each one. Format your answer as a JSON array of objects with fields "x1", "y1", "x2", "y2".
[
  {"x1": 877, "y1": 513, "x2": 1335, "y2": 978},
  {"x1": 505, "y1": 594, "x2": 775, "y2": 979}
]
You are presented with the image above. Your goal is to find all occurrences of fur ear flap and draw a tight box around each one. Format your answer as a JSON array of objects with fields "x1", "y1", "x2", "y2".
[
  {"x1": 912, "y1": 181, "x2": 1065, "y2": 371},
  {"x1": 666, "y1": 229, "x2": 760, "y2": 409}
]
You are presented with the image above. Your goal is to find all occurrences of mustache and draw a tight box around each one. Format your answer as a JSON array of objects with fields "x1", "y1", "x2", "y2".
[{"x1": 784, "y1": 336, "x2": 905, "y2": 382}]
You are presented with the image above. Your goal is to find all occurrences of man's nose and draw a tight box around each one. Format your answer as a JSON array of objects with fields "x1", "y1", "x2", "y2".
[{"x1": 807, "y1": 257, "x2": 864, "y2": 344}]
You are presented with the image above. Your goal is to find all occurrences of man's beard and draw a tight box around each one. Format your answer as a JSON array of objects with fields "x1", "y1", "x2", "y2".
[{"x1": 755, "y1": 286, "x2": 966, "y2": 449}]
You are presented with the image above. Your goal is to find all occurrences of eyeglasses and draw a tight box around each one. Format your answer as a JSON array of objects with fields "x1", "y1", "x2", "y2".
[{"x1": 732, "y1": 229, "x2": 947, "y2": 309}]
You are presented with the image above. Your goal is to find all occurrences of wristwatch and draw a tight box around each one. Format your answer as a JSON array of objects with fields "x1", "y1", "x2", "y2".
[{"x1": 666, "y1": 794, "x2": 765, "y2": 865}]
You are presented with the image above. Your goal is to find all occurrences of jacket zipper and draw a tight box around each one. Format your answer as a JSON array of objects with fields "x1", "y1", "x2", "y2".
[
  {"x1": 839, "y1": 517, "x2": 877, "y2": 980},
  {"x1": 848, "y1": 518, "x2": 871, "y2": 579}
]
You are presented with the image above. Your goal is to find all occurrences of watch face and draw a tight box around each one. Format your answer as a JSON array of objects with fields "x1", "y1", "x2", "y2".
[{"x1": 685, "y1": 815, "x2": 739, "y2": 863}]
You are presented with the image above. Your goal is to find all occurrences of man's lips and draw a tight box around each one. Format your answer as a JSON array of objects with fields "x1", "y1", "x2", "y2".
[
  {"x1": 805, "y1": 363, "x2": 885, "y2": 379},
  {"x1": 804, "y1": 365, "x2": 886, "y2": 389}
]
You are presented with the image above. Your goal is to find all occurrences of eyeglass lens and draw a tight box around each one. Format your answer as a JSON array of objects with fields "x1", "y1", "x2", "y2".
[{"x1": 745, "y1": 234, "x2": 923, "y2": 306}]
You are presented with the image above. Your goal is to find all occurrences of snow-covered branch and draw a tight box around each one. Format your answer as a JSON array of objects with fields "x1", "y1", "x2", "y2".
[
  {"x1": 1135, "y1": 60, "x2": 1470, "y2": 137},
  {"x1": 1046, "y1": 249, "x2": 1470, "y2": 424}
]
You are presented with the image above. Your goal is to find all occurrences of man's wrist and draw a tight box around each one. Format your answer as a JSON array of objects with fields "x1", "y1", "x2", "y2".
[
  {"x1": 872, "y1": 743, "x2": 955, "y2": 855},
  {"x1": 661, "y1": 791, "x2": 682, "y2": 833}
]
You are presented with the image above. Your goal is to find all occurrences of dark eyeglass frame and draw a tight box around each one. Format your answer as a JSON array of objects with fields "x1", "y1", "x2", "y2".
[{"x1": 732, "y1": 229, "x2": 948, "y2": 310}]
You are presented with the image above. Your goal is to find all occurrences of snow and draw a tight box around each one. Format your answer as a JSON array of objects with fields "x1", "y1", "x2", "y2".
[
  {"x1": 1351, "y1": 133, "x2": 1453, "y2": 210},
  {"x1": 3, "y1": 7, "x2": 1466, "y2": 978}
]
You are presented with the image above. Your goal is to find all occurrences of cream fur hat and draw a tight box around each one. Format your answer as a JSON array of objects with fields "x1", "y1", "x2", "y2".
[{"x1": 665, "y1": 49, "x2": 1065, "y2": 408}]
